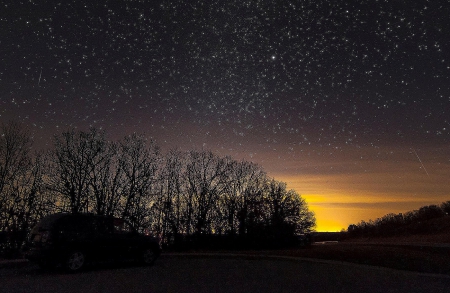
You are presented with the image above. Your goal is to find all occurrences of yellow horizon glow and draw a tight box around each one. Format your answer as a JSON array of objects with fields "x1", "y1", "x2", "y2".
[
  {"x1": 303, "y1": 195, "x2": 431, "y2": 232},
  {"x1": 273, "y1": 158, "x2": 450, "y2": 232}
]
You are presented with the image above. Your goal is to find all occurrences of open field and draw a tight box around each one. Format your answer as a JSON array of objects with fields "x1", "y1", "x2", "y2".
[
  {"x1": 179, "y1": 241, "x2": 450, "y2": 276},
  {"x1": 284, "y1": 244, "x2": 450, "y2": 275}
]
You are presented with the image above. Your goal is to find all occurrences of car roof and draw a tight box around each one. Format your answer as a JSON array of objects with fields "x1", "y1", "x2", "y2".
[
  {"x1": 38, "y1": 213, "x2": 120, "y2": 225},
  {"x1": 35, "y1": 213, "x2": 70, "y2": 229}
]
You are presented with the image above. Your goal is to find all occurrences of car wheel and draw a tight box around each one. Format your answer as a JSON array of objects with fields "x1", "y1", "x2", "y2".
[
  {"x1": 141, "y1": 247, "x2": 157, "y2": 265},
  {"x1": 65, "y1": 250, "x2": 85, "y2": 272}
]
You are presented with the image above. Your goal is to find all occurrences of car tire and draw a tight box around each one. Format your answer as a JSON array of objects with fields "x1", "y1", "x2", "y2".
[
  {"x1": 141, "y1": 247, "x2": 157, "y2": 265},
  {"x1": 65, "y1": 250, "x2": 86, "y2": 272}
]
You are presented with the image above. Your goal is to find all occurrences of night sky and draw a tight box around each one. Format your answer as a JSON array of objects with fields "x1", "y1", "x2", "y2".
[{"x1": 1, "y1": 0, "x2": 449, "y2": 231}]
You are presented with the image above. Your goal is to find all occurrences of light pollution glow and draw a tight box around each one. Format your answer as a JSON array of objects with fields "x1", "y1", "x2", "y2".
[
  {"x1": 148, "y1": 123, "x2": 450, "y2": 232},
  {"x1": 252, "y1": 144, "x2": 450, "y2": 232}
]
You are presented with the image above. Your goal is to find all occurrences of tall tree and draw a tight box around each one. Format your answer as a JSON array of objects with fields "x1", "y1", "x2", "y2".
[
  {"x1": 0, "y1": 122, "x2": 48, "y2": 252},
  {"x1": 185, "y1": 150, "x2": 228, "y2": 235},
  {"x1": 0, "y1": 121, "x2": 32, "y2": 198},
  {"x1": 220, "y1": 160, "x2": 266, "y2": 235},
  {"x1": 87, "y1": 140, "x2": 122, "y2": 216},
  {"x1": 48, "y1": 128, "x2": 106, "y2": 213},
  {"x1": 118, "y1": 133, "x2": 161, "y2": 230},
  {"x1": 265, "y1": 180, "x2": 316, "y2": 235},
  {"x1": 157, "y1": 149, "x2": 187, "y2": 242}
]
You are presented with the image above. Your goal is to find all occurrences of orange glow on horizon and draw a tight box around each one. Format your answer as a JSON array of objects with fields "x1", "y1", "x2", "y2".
[{"x1": 266, "y1": 146, "x2": 450, "y2": 232}]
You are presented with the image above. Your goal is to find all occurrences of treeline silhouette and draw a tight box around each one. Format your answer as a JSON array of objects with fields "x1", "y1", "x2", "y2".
[
  {"x1": 347, "y1": 201, "x2": 450, "y2": 238},
  {"x1": 0, "y1": 121, "x2": 315, "y2": 257}
]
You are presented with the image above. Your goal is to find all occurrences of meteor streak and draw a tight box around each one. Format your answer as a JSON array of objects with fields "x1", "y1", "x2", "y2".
[
  {"x1": 412, "y1": 148, "x2": 429, "y2": 177},
  {"x1": 38, "y1": 68, "x2": 42, "y2": 86}
]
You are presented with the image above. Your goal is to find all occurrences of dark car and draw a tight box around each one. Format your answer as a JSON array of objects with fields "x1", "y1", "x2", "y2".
[{"x1": 24, "y1": 213, "x2": 161, "y2": 272}]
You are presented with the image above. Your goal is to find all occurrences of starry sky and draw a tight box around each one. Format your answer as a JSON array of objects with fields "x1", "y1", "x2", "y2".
[{"x1": 1, "y1": 0, "x2": 450, "y2": 231}]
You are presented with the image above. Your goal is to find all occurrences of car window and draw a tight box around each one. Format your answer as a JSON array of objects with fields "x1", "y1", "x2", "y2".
[
  {"x1": 112, "y1": 218, "x2": 134, "y2": 234},
  {"x1": 92, "y1": 217, "x2": 112, "y2": 234},
  {"x1": 56, "y1": 215, "x2": 88, "y2": 232}
]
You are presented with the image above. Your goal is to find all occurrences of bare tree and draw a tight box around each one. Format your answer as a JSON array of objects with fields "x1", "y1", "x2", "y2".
[
  {"x1": 185, "y1": 150, "x2": 228, "y2": 235},
  {"x1": 87, "y1": 140, "x2": 123, "y2": 216},
  {"x1": 0, "y1": 122, "x2": 49, "y2": 253},
  {"x1": 219, "y1": 160, "x2": 266, "y2": 235},
  {"x1": 0, "y1": 121, "x2": 32, "y2": 198},
  {"x1": 48, "y1": 128, "x2": 106, "y2": 213},
  {"x1": 1, "y1": 123, "x2": 317, "y2": 252},
  {"x1": 156, "y1": 149, "x2": 187, "y2": 243},
  {"x1": 117, "y1": 133, "x2": 161, "y2": 230}
]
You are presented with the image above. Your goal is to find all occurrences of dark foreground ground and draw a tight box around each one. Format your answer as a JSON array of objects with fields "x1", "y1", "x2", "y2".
[
  {"x1": 2, "y1": 240, "x2": 450, "y2": 275},
  {"x1": 1, "y1": 254, "x2": 450, "y2": 293},
  {"x1": 268, "y1": 242, "x2": 450, "y2": 275}
]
